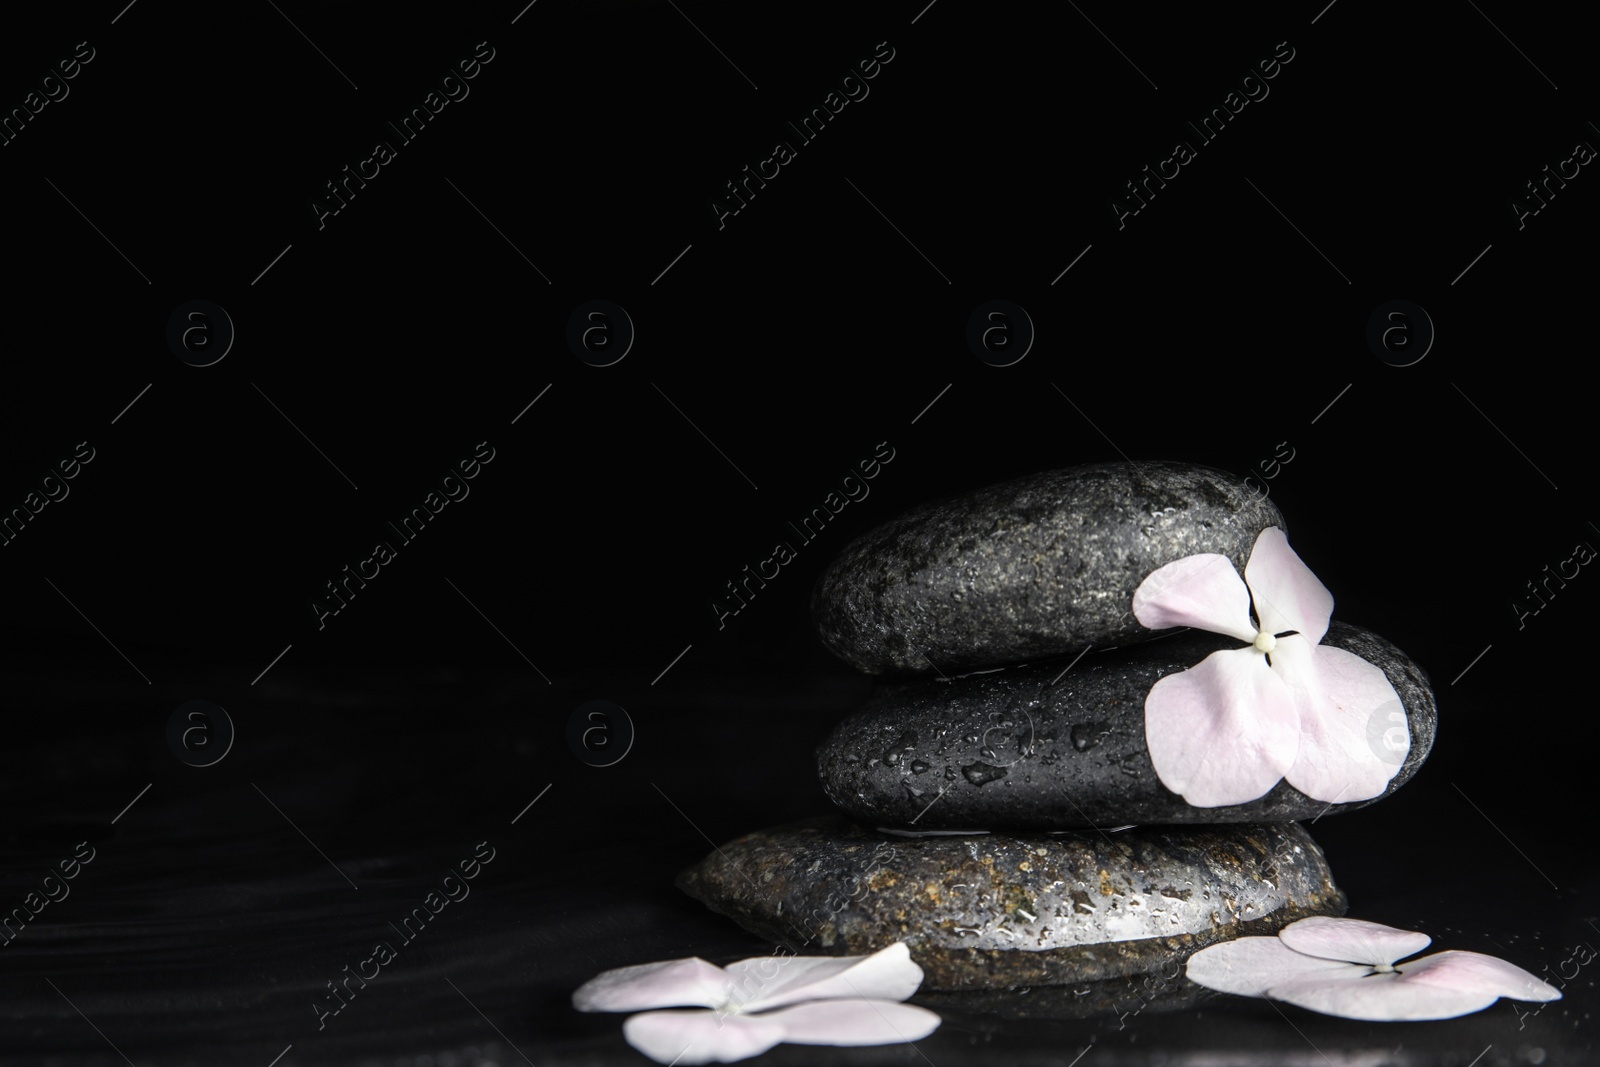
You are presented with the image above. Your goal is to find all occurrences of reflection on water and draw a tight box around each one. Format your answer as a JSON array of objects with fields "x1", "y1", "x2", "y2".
[{"x1": 916, "y1": 964, "x2": 1222, "y2": 1022}]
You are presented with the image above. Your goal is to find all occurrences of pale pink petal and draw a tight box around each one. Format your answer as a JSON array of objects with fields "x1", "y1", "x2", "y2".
[
  {"x1": 573, "y1": 957, "x2": 730, "y2": 1012},
  {"x1": 766, "y1": 999, "x2": 942, "y2": 1046},
  {"x1": 1267, "y1": 972, "x2": 1498, "y2": 1021},
  {"x1": 1278, "y1": 916, "x2": 1432, "y2": 966},
  {"x1": 622, "y1": 1010, "x2": 785, "y2": 1065},
  {"x1": 1243, "y1": 528, "x2": 1333, "y2": 645},
  {"x1": 1186, "y1": 935, "x2": 1366, "y2": 997},
  {"x1": 1132, "y1": 553, "x2": 1257, "y2": 642},
  {"x1": 1144, "y1": 647, "x2": 1301, "y2": 806},
  {"x1": 1399, "y1": 950, "x2": 1563, "y2": 1003},
  {"x1": 1273, "y1": 639, "x2": 1406, "y2": 804},
  {"x1": 723, "y1": 942, "x2": 923, "y2": 1013}
]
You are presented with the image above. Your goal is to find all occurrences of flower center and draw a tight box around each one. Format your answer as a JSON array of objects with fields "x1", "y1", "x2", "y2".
[
  {"x1": 1252, "y1": 630, "x2": 1277, "y2": 654},
  {"x1": 718, "y1": 985, "x2": 750, "y2": 1015},
  {"x1": 1371, "y1": 962, "x2": 1396, "y2": 974}
]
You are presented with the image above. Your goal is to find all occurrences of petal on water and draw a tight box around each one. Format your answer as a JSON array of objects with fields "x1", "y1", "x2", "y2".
[
  {"x1": 1193, "y1": 921, "x2": 1563, "y2": 1023},
  {"x1": 768, "y1": 998, "x2": 942, "y2": 1046},
  {"x1": 1268, "y1": 971, "x2": 1500, "y2": 1021},
  {"x1": 1278, "y1": 916, "x2": 1432, "y2": 967},
  {"x1": 618, "y1": 994, "x2": 943, "y2": 1063},
  {"x1": 622, "y1": 1010, "x2": 786, "y2": 1065},
  {"x1": 573, "y1": 957, "x2": 730, "y2": 1012},
  {"x1": 1400, "y1": 951, "x2": 1563, "y2": 1003},
  {"x1": 1186, "y1": 936, "x2": 1365, "y2": 997},
  {"x1": 724, "y1": 943, "x2": 924, "y2": 1013}
]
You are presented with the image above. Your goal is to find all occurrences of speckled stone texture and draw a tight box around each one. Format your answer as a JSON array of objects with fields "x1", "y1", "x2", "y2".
[
  {"x1": 676, "y1": 816, "x2": 1346, "y2": 991},
  {"x1": 811, "y1": 461, "x2": 1285, "y2": 676},
  {"x1": 817, "y1": 621, "x2": 1436, "y2": 830}
]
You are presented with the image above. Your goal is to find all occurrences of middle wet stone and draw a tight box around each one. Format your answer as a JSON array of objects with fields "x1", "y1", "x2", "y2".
[{"x1": 818, "y1": 621, "x2": 1436, "y2": 830}]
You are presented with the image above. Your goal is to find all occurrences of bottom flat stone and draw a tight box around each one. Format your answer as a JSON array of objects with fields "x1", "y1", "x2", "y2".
[{"x1": 676, "y1": 815, "x2": 1346, "y2": 991}]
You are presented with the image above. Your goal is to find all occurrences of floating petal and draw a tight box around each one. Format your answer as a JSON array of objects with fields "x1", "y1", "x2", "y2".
[
  {"x1": 1278, "y1": 916, "x2": 1431, "y2": 966},
  {"x1": 573, "y1": 957, "x2": 730, "y2": 1012},
  {"x1": 1186, "y1": 935, "x2": 1364, "y2": 997},
  {"x1": 622, "y1": 1010, "x2": 786, "y2": 1064},
  {"x1": 723, "y1": 943, "x2": 923, "y2": 1012}
]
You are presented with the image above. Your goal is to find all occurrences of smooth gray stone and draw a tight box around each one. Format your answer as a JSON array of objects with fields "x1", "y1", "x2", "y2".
[
  {"x1": 812, "y1": 461, "x2": 1285, "y2": 675},
  {"x1": 817, "y1": 622, "x2": 1436, "y2": 829},
  {"x1": 676, "y1": 816, "x2": 1345, "y2": 991}
]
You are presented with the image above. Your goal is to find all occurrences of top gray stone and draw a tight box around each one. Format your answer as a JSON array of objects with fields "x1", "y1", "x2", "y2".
[{"x1": 812, "y1": 462, "x2": 1284, "y2": 675}]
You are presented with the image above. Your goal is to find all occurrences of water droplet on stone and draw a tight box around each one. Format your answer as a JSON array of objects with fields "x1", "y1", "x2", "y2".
[
  {"x1": 911, "y1": 760, "x2": 931, "y2": 775},
  {"x1": 961, "y1": 761, "x2": 1008, "y2": 786},
  {"x1": 1071, "y1": 723, "x2": 1108, "y2": 752}
]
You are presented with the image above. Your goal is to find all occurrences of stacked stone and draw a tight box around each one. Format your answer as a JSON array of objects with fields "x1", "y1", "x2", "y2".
[{"x1": 679, "y1": 462, "x2": 1436, "y2": 992}]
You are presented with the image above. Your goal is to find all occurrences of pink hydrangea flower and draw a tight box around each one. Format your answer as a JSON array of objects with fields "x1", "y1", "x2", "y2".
[
  {"x1": 1186, "y1": 916, "x2": 1562, "y2": 1020},
  {"x1": 1132, "y1": 526, "x2": 1407, "y2": 807},
  {"x1": 572, "y1": 942, "x2": 940, "y2": 1064}
]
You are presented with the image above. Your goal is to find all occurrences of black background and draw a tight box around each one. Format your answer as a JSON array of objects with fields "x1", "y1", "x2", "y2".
[{"x1": 1, "y1": 0, "x2": 1594, "y2": 1064}]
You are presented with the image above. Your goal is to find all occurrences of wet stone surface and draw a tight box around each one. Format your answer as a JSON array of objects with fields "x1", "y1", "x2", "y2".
[
  {"x1": 816, "y1": 622, "x2": 1437, "y2": 830},
  {"x1": 811, "y1": 461, "x2": 1284, "y2": 676},
  {"x1": 676, "y1": 816, "x2": 1346, "y2": 991}
]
